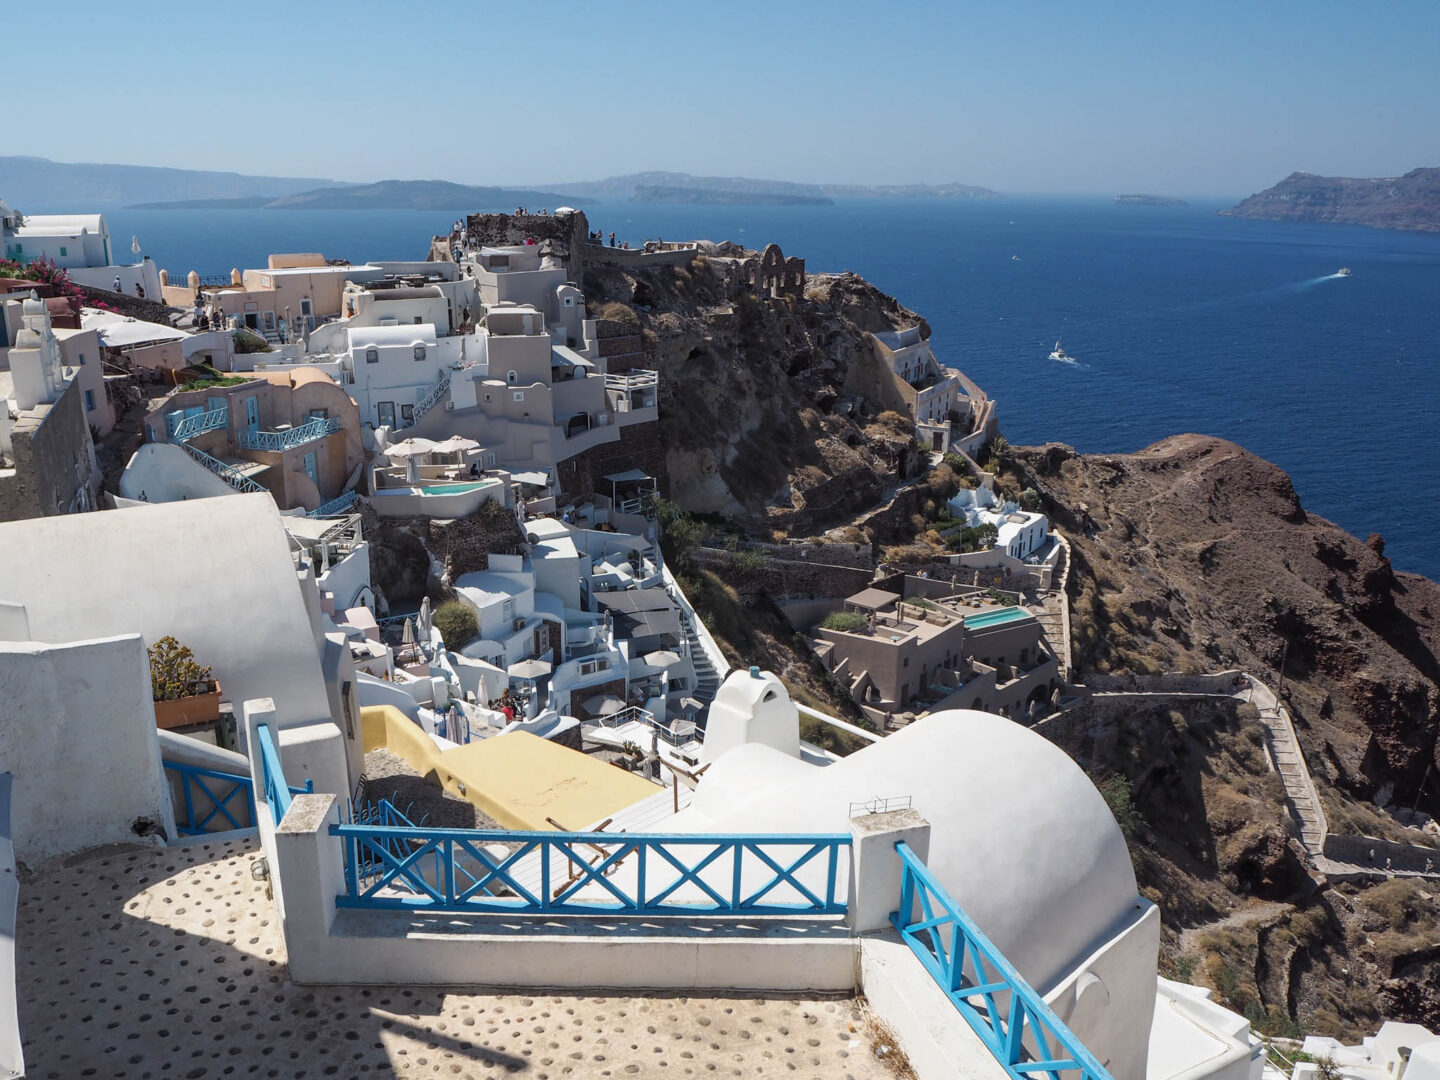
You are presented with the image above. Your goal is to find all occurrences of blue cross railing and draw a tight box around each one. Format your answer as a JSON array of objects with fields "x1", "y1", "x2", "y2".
[
  {"x1": 892, "y1": 841, "x2": 1112, "y2": 1080},
  {"x1": 164, "y1": 761, "x2": 255, "y2": 835},
  {"x1": 178, "y1": 441, "x2": 267, "y2": 494},
  {"x1": 255, "y1": 723, "x2": 313, "y2": 824},
  {"x1": 308, "y1": 489, "x2": 359, "y2": 518},
  {"x1": 409, "y1": 369, "x2": 452, "y2": 426},
  {"x1": 167, "y1": 406, "x2": 229, "y2": 442},
  {"x1": 328, "y1": 824, "x2": 851, "y2": 917},
  {"x1": 236, "y1": 415, "x2": 340, "y2": 452}
]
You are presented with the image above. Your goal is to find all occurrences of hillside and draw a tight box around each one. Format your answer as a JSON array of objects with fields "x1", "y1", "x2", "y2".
[
  {"x1": 1223, "y1": 168, "x2": 1440, "y2": 232},
  {"x1": 0, "y1": 154, "x2": 340, "y2": 206}
]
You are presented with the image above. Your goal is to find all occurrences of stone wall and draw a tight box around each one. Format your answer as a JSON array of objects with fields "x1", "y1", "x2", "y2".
[
  {"x1": 426, "y1": 503, "x2": 528, "y2": 579},
  {"x1": 1080, "y1": 671, "x2": 1249, "y2": 694},
  {"x1": 464, "y1": 212, "x2": 588, "y2": 279},
  {"x1": 690, "y1": 547, "x2": 876, "y2": 602},
  {"x1": 1032, "y1": 693, "x2": 1240, "y2": 762},
  {"x1": 0, "y1": 379, "x2": 95, "y2": 522},
  {"x1": 553, "y1": 420, "x2": 667, "y2": 502}
]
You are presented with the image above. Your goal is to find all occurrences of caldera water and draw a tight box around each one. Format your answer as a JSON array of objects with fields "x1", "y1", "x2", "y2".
[{"x1": 60, "y1": 197, "x2": 1440, "y2": 579}]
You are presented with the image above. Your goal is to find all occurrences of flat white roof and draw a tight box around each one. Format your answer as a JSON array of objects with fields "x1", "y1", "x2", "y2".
[
  {"x1": 346, "y1": 324, "x2": 438, "y2": 348},
  {"x1": 256, "y1": 264, "x2": 379, "y2": 277},
  {"x1": 80, "y1": 310, "x2": 188, "y2": 347},
  {"x1": 12, "y1": 214, "x2": 105, "y2": 236}
]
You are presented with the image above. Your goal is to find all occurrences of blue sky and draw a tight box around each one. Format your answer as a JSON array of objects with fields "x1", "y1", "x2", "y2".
[{"x1": 13, "y1": 1, "x2": 1439, "y2": 196}]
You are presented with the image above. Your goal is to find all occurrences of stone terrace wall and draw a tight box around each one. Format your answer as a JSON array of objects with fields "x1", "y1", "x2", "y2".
[
  {"x1": 690, "y1": 547, "x2": 875, "y2": 602},
  {"x1": 1081, "y1": 670, "x2": 1249, "y2": 694}
]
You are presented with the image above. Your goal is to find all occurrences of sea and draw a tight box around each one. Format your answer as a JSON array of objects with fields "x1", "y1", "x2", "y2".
[{"x1": 41, "y1": 197, "x2": 1440, "y2": 579}]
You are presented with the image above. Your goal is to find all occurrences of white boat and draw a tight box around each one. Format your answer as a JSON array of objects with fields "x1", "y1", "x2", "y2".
[
  {"x1": 1337, "y1": 267, "x2": 1352, "y2": 277},
  {"x1": 1048, "y1": 339, "x2": 1073, "y2": 362}
]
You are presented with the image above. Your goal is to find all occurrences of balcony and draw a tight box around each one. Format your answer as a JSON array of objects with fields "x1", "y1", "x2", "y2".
[
  {"x1": 166, "y1": 405, "x2": 228, "y2": 442},
  {"x1": 236, "y1": 416, "x2": 340, "y2": 452}
]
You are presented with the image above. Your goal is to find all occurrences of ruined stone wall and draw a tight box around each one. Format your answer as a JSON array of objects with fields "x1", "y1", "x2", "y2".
[{"x1": 464, "y1": 212, "x2": 588, "y2": 279}]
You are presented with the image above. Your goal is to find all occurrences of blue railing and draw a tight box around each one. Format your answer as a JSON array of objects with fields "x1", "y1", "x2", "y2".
[
  {"x1": 308, "y1": 490, "x2": 359, "y2": 518},
  {"x1": 328, "y1": 825, "x2": 851, "y2": 917},
  {"x1": 236, "y1": 415, "x2": 340, "y2": 452},
  {"x1": 255, "y1": 723, "x2": 313, "y2": 823},
  {"x1": 168, "y1": 406, "x2": 229, "y2": 442},
  {"x1": 892, "y1": 841, "x2": 1112, "y2": 1080},
  {"x1": 178, "y1": 441, "x2": 268, "y2": 494},
  {"x1": 163, "y1": 761, "x2": 255, "y2": 835}
]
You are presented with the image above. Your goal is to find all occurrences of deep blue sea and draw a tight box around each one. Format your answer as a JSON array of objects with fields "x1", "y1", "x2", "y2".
[{"x1": 41, "y1": 198, "x2": 1440, "y2": 579}]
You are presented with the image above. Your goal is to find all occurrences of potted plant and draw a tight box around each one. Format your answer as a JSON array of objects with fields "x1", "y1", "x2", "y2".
[{"x1": 149, "y1": 636, "x2": 222, "y2": 730}]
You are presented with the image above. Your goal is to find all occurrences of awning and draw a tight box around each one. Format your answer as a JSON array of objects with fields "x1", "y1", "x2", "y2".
[
  {"x1": 593, "y1": 588, "x2": 672, "y2": 613},
  {"x1": 846, "y1": 587, "x2": 901, "y2": 611},
  {"x1": 603, "y1": 468, "x2": 653, "y2": 485},
  {"x1": 508, "y1": 658, "x2": 552, "y2": 680},
  {"x1": 616, "y1": 608, "x2": 681, "y2": 640},
  {"x1": 510, "y1": 470, "x2": 551, "y2": 487}
]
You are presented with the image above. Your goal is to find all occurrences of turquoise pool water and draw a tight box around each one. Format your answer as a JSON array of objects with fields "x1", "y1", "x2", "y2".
[
  {"x1": 418, "y1": 481, "x2": 496, "y2": 495},
  {"x1": 963, "y1": 606, "x2": 1032, "y2": 630}
]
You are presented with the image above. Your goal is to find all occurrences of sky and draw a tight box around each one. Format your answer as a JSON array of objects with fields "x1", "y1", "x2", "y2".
[{"x1": 13, "y1": 1, "x2": 1440, "y2": 197}]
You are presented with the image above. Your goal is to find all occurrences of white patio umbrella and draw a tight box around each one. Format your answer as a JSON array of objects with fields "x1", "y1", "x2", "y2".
[
  {"x1": 507, "y1": 658, "x2": 552, "y2": 680},
  {"x1": 401, "y1": 618, "x2": 417, "y2": 655},
  {"x1": 583, "y1": 692, "x2": 626, "y2": 717},
  {"x1": 643, "y1": 649, "x2": 683, "y2": 669},
  {"x1": 383, "y1": 437, "x2": 438, "y2": 459},
  {"x1": 417, "y1": 596, "x2": 433, "y2": 641},
  {"x1": 430, "y1": 435, "x2": 481, "y2": 455},
  {"x1": 406, "y1": 454, "x2": 421, "y2": 484}
]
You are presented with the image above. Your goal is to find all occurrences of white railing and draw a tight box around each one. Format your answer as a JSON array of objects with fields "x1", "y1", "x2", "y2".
[
  {"x1": 410, "y1": 370, "x2": 453, "y2": 425},
  {"x1": 236, "y1": 416, "x2": 340, "y2": 452},
  {"x1": 603, "y1": 370, "x2": 659, "y2": 391}
]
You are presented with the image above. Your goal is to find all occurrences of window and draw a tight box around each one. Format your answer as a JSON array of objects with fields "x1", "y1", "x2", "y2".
[
  {"x1": 563, "y1": 296, "x2": 574, "y2": 307},
  {"x1": 413, "y1": 316, "x2": 422, "y2": 325},
  {"x1": 59, "y1": 246, "x2": 67, "y2": 257},
  {"x1": 400, "y1": 404, "x2": 415, "y2": 426},
  {"x1": 365, "y1": 348, "x2": 379, "y2": 363},
  {"x1": 506, "y1": 370, "x2": 517, "y2": 385},
  {"x1": 512, "y1": 390, "x2": 524, "y2": 402},
  {"x1": 502, "y1": 599, "x2": 514, "y2": 621},
  {"x1": 84, "y1": 389, "x2": 95, "y2": 412},
  {"x1": 76, "y1": 352, "x2": 85, "y2": 366},
  {"x1": 413, "y1": 345, "x2": 426, "y2": 361},
  {"x1": 309, "y1": 408, "x2": 328, "y2": 421},
  {"x1": 300, "y1": 299, "x2": 313, "y2": 316},
  {"x1": 486, "y1": 453, "x2": 496, "y2": 467}
]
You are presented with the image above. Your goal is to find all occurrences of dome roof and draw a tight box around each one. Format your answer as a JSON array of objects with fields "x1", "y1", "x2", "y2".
[{"x1": 683, "y1": 710, "x2": 1138, "y2": 995}]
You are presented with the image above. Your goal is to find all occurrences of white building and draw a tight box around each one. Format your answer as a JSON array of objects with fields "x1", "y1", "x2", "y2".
[{"x1": 0, "y1": 200, "x2": 162, "y2": 298}]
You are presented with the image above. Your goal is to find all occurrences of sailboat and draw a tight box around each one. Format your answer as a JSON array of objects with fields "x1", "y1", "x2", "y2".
[{"x1": 1048, "y1": 339, "x2": 1073, "y2": 362}]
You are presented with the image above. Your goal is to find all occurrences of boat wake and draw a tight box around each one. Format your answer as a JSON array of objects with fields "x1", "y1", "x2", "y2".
[{"x1": 1287, "y1": 272, "x2": 1348, "y2": 292}]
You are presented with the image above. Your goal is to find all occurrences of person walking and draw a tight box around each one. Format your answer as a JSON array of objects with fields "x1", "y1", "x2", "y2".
[{"x1": 112, "y1": 275, "x2": 122, "y2": 292}]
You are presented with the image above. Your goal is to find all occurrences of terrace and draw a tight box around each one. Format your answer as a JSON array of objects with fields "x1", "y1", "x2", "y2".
[{"x1": 235, "y1": 413, "x2": 341, "y2": 451}]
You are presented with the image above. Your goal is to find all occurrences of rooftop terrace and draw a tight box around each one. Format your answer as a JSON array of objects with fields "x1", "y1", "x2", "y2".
[{"x1": 16, "y1": 838, "x2": 897, "y2": 1078}]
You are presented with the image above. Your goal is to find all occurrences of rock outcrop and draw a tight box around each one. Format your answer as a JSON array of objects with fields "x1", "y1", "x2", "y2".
[{"x1": 1223, "y1": 168, "x2": 1440, "y2": 233}]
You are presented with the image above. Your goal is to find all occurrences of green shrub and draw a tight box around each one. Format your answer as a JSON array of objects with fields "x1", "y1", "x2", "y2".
[
  {"x1": 820, "y1": 611, "x2": 868, "y2": 632},
  {"x1": 945, "y1": 524, "x2": 998, "y2": 552},
  {"x1": 232, "y1": 329, "x2": 271, "y2": 354},
  {"x1": 433, "y1": 600, "x2": 479, "y2": 651},
  {"x1": 148, "y1": 636, "x2": 214, "y2": 701},
  {"x1": 1098, "y1": 774, "x2": 1143, "y2": 837},
  {"x1": 1019, "y1": 487, "x2": 1042, "y2": 512}
]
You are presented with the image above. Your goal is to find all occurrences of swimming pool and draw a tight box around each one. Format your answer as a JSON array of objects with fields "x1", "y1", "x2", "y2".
[
  {"x1": 416, "y1": 480, "x2": 499, "y2": 495},
  {"x1": 963, "y1": 606, "x2": 1032, "y2": 630}
]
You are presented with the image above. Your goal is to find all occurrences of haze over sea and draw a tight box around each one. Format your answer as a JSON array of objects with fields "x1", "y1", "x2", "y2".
[{"x1": 53, "y1": 197, "x2": 1440, "y2": 579}]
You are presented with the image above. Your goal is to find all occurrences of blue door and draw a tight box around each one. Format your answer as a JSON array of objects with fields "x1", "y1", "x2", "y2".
[
  {"x1": 244, "y1": 396, "x2": 259, "y2": 431},
  {"x1": 303, "y1": 451, "x2": 318, "y2": 486}
]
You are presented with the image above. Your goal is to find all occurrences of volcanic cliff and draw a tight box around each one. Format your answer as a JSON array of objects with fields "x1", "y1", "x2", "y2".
[{"x1": 1224, "y1": 168, "x2": 1440, "y2": 233}]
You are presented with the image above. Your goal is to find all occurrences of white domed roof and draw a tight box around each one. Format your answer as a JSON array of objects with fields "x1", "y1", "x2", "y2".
[{"x1": 684, "y1": 709, "x2": 1138, "y2": 994}]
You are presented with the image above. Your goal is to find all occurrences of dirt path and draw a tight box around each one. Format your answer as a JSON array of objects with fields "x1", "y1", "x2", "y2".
[{"x1": 1178, "y1": 899, "x2": 1293, "y2": 955}]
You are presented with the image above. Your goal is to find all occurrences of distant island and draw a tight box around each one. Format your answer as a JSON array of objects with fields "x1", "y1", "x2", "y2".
[
  {"x1": 632, "y1": 186, "x2": 832, "y2": 206},
  {"x1": 131, "y1": 179, "x2": 593, "y2": 211},
  {"x1": 1223, "y1": 168, "x2": 1440, "y2": 233},
  {"x1": 1, "y1": 155, "x2": 999, "y2": 211},
  {"x1": 1115, "y1": 194, "x2": 1188, "y2": 206},
  {"x1": 543, "y1": 171, "x2": 999, "y2": 202}
]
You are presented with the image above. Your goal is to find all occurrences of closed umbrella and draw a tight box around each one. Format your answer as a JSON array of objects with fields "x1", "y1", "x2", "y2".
[{"x1": 418, "y1": 596, "x2": 432, "y2": 641}]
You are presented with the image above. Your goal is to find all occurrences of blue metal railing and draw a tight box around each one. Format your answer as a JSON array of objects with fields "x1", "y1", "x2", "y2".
[
  {"x1": 309, "y1": 490, "x2": 359, "y2": 518},
  {"x1": 178, "y1": 441, "x2": 267, "y2": 494},
  {"x1": 892, "y1": 841, "x2": 1112, "y2": 1080},
  {"x1": 236, "y1": 415, "x2": 340, "y2": 452},
  {"x1": 328, "y1": 825, "x2": 851, "y2": 917},
  {"x1": 167, "y1": 406, "x2": 229, "y2": 442},
  {"x1": 163, "y1": 761, "x2": 255, "y2": 835},
  {"x1": 255, "y1": 723, "x2": 313, "y2": 824}
]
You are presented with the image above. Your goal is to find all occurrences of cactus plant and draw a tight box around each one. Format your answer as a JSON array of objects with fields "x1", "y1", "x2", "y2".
[{"x1": 148, "y1": 636, "x2": 214, "y2": 702}]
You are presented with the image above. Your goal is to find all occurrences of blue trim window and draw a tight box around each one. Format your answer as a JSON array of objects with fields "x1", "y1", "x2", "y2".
[{"x1": 84, "y1": 389, "x2": 96, "y2": 412}]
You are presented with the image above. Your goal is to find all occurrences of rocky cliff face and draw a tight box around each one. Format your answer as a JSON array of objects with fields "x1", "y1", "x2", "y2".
[
  {"x1": 582, "y1": 256, "x2": 931, "y2": 535},
  {"x1": 1224, "y1": 168, "x2": 1440, "y2": 232}
]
